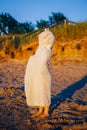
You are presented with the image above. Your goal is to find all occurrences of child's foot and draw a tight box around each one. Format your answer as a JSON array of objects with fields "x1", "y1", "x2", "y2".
[
  {"x1": 40, "y1": 113, "x2": 49, "y2": 118},
  {"x1": 32, "y1": 112, "x2": 42, "y2": 117}
]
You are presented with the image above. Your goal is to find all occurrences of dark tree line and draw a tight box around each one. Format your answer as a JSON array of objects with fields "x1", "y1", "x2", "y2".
[
  {"x1": 0, "y1": 13, "x2": 35, "y2": 34},
  {"x1": 0, "y1": 12, "x2": 67, "y2": 34}
]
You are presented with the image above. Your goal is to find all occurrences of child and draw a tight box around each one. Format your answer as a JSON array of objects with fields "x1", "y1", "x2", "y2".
[{"x1": 24, "y1": 28, "x2": 55, "y2": 118}]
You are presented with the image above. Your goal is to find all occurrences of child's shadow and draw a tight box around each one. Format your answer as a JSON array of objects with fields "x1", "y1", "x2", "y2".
[{"x1": 50, "y1": 75, "x2": 87, "y2": 114}]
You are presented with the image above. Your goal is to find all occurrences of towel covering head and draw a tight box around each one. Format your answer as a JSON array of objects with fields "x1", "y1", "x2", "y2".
[{"x1": 38, "y1": 28, "x2": 54, "y2": 48}]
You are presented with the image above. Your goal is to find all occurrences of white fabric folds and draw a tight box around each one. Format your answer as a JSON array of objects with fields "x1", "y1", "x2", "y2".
[{"x1": 24, "y1": 29, "x2": 54, "y2": 106}]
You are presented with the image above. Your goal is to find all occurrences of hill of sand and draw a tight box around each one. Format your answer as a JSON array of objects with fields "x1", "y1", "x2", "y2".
[{"x1": 0, "y1": 60, "x2": 87, "y2": 130}]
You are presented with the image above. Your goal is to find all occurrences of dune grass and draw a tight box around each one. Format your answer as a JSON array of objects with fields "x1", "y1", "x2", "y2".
[{"x1": 0, "y1": 21, "x2": 87, "y2": 61}]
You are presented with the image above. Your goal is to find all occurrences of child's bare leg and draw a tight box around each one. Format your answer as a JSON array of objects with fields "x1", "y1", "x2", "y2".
[
  {"x1": 33, "y1": 106, "x2": 43, "y2": 117},
  {"x1": 40, "y1": 106, "x2": 49, "y2": 118},
  {"x1": 44, "y1": 106, "x2": 49, "y2": 115}
]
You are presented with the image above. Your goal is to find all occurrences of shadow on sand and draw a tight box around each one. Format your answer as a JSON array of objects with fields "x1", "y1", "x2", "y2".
[{"x1": 50, "y1": 75, "x2": 87, "y2": 114}]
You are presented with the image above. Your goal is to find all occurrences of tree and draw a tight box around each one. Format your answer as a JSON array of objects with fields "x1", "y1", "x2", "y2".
[
  {"x1": 0, "y1": 13, "x2": 35, "y2": 34},
  {"x1": 14, "y1": 22, "x2": 35, "y2": 34},
  {"x1": 36, "y1": 19, "x2": 49, "y2": 29},
  {"x1": 49, "y1": 16, "x2": 54, "y2": 25},
  {"x1": 0, "y1": 13, "x2": 18, "y2": 34},
  {"x1": 24, "y1": 22, "x2": 34, "y2": 32},
  {"x1": 49, "y1": 12, "x2": 67, "y2": 25}
]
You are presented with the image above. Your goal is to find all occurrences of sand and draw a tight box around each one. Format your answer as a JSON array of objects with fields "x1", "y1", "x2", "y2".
[{"x1": 0, "y1": 60, "x2": 87, "y2": 130}]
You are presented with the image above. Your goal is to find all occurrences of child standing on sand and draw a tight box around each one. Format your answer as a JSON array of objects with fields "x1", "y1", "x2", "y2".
[{"x1": 24, "y1": 28, "x2": 54, "y2": 118}]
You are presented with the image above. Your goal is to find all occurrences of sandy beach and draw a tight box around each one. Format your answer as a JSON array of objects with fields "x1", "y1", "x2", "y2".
[{"x1": 0, "y1": 60, "x2": 87, "y2": 130}]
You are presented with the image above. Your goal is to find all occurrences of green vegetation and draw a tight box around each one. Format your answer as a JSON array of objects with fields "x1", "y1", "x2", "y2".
[
  {"x1": 53, "y1": 21, "x2": 87, "y2": 41},
  {"x1": 0, "y1": 12, "x2": 87, "y2": 61},
  {"x1": 0, "y1": 12, "x2": 67, "y2": 34}
]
